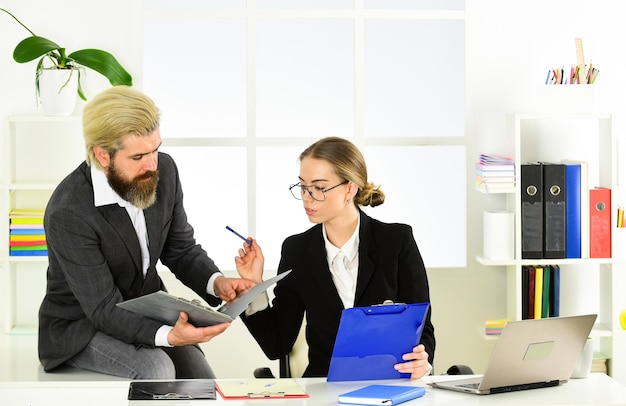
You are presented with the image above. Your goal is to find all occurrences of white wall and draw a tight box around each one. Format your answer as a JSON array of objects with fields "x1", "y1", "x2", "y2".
[
  {"x1": 460, "y1": 0, "x2": 626, "y2": 377},
  {"x1": 2, "y1": 0, "x2": 626, "y2": 379}
]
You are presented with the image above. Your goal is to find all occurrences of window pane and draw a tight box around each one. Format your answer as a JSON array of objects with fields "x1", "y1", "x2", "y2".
[
  {"x1": 145, "y1": 0, "x2": 245, "y2": 9},
  {"x1": 256, "y1": 19, "x2": 354, "y2": 138},
  {"x1": 144, "y1": 18, "x2": 247, "y2": 138},
  {"x1": 364, "y1": 19, "x2": 465, "y2": 137},
  {"x1": 159, "y1": 146, "x2": 247, "y2": 270},
  {"x1": 258, "y1": 0, "x2": 353, "y2": 8},
  {"x1": 365, "y1": 0, "x2": 464, "y2": 10},
  {"x1": 362, "y1": 145, "x2": 466, "y2": 267},
  {"x1": 255, "y1": 146, "x2": 313, "y2": 269}
]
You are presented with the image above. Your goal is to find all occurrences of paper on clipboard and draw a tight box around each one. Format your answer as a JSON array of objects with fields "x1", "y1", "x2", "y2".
[
  {"x1": 327, "y1": 302, "x2": 430, "y2": 382},
  {"x1": 215, "y1": 378, "x2": 309, "y2": 399}
]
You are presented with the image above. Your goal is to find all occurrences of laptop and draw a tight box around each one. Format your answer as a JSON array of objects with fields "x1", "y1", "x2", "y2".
[{"x1": 430, "y1": 314, "x2": 596, "y2": 395}]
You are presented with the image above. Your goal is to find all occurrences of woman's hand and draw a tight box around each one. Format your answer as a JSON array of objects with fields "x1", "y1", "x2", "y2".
[
  {"x1": 394, "y1": 344, "x2": 432, "y2": 380},
  {"x1": 234, "y1": 238, "x2": 265, "y2": 283}
]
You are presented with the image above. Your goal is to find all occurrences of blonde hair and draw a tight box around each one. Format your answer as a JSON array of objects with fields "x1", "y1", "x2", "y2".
[
  {"x1": 299, "y1": 137, "x2": 385, "y2": 207},
  {"x1": 82, "y1": 86, "x2": 160, "y2": 169}
]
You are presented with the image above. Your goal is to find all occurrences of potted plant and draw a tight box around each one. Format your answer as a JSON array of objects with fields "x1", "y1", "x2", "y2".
[{"x1": 1, "y1": 8, "x2": 133, "y2": 114}]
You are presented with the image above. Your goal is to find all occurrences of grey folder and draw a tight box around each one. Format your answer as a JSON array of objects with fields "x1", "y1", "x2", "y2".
[{"x1": 117, "y1": 270, "x2": 290, "y2": 327}]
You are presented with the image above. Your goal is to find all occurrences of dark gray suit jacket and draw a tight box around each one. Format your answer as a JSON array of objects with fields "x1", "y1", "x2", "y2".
[
  {"x1": 38, "y1": 152, "x2": 222, "y2": 371},
  {"x1": 241, "y1": 210, "x2": 435, "y2": 377}
]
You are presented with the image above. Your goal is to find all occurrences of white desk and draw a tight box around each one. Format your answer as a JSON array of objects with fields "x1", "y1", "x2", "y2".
[{"x1": 1, "y1": 374, "x2": 625, "y2": 405}]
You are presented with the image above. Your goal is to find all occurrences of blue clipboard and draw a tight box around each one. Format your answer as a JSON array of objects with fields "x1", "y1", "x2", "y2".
[{"x1": 327, "y1": 302, "x2": 430, "y2": 382}]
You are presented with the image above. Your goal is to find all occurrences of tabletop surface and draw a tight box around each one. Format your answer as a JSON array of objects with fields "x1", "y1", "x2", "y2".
[{"x1": 1, "y1": 373, "x2": 626, "y2": 405}]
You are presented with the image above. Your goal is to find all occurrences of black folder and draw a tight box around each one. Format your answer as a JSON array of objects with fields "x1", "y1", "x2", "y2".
[
  {"x1": 128, "y1": 379, "x2": 216, "y2": 400},
  {"x1": 542, "y1": 163, "x2": 566, "y2": 259},
  {"x1": 521, "y1": 163, "x2": 543, "y2": 259}
]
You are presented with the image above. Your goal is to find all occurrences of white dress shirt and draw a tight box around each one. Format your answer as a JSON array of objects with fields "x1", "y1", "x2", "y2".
[
  {"x1": 91, "y1": 166, "x2": 222, "y2": 346},
  {"x1": 323, "y1": 216, "x2": 360, "y2": 309}
]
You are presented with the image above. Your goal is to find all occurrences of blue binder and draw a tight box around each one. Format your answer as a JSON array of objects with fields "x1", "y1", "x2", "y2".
[
  {"x1": 564, "y1": 162, "x2": 582, "y2": 258},
  {"x1": 327, "y1": 302, "x2": 430, "y2": 382}
]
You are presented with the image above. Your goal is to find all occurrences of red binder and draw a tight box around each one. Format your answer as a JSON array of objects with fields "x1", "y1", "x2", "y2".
[{"x1": 589, "y1": 187, "x2": 611, "y2": 258}]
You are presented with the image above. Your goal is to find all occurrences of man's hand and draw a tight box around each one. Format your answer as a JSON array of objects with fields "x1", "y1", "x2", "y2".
[
  {"x1": 394, "y1": 344, "x2": 432, "y2": 380},
  {"x1": 167, "y1": 311, "x2": 231, "y2": 346},
  {"x1": 213, "y1": 275, "x2": 256, "y2": 301}
]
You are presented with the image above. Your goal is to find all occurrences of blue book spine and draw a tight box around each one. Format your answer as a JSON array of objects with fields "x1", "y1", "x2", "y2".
[
  {"x1": 9, "y1": 250, "x2": 48, "y2": 256},
  {"x1": 9, "y1": 228, "x2": 46, "y2": 235},
  {"x1": 565, "y1": 163, "x2": 581, "y2": 258},
  {"x1": 551, "y1": 265, "x2": 560, "y2": 317}
]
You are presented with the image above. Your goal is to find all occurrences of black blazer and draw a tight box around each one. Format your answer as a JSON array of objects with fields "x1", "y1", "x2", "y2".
[
  {"x1": 241, "y1": 210, "x2": 435, "y2": 377},
  {"x1": 38, "y1": 153, "x2": 222, "y2": 371}
]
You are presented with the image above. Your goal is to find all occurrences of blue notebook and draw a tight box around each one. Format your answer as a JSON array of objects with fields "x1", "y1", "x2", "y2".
[
  {"x1": 338, "y1": 385, "x2": 425, "y2": 405},
  {"x1": 327, "y1": 302, "x2": 430, "y2": 382}
]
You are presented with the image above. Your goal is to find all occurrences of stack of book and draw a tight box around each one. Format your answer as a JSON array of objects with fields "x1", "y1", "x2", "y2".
[
  {"x1": 592, "y1": 353, "x2": 608, "y2": 374},
  {"x1": 475, "y1": 154, "x2": 515, "y2": 193},
  {"x1": 9, "y1": 209, "x2": 47, "y2": 256},
  {"x1": 521, "y1": 265, "x2": 560, "y2": 320},
  {"x1": 484, "y1": 318, "x2": 511, "y2": 336}
]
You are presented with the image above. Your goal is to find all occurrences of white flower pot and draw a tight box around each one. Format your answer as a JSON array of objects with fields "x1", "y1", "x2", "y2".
[{"x1": 38, "y1": 68, "x2": 79, "y2": 116}]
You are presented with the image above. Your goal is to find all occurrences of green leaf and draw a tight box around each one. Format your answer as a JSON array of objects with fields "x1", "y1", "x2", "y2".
[
  {"x1": 76, "y1": 69, "x2": 87, "y2": 101},
  {"x1": 13, "y1": 36, "x2": 61, "y2": 63},
  {"x1": 68, "y1": 49, "x2": 133, "y2": 87}
]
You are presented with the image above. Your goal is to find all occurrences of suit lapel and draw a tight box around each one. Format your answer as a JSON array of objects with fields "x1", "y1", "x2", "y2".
[
  {"x1": 144, "y1": 204, "x2": 162, "y2": 269},
  {"x1": 98, "y1": 204, "x2": 143, "y2": 274},
  {"x1": 306, "y1": 226, "x2": 345, "y2": 309},
  {"x1": 355, "y1": 211, "x2": 376, "y2": 304}
]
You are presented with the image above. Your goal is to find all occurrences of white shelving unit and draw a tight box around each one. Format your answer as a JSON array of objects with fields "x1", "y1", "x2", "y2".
[
  {"x1": 1, "y1": 115, "x2": 84, "y2": 334},
  {"x1": 476, "y1": 112, "x2": 626, "y2": 383}
]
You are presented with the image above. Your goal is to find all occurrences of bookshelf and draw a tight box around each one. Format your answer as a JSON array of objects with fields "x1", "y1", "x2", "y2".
[
  {"x1": 1, "y1": 115, "x2": 84, "y2": 334},
  {"x1": 476, "y1": 112, "x2": 626, "y2": 383}
]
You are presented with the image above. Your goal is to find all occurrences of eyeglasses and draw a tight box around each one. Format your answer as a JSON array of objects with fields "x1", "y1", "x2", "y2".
[{"x1": 289, "y1": 180, "x2": 348, "y2": 202}]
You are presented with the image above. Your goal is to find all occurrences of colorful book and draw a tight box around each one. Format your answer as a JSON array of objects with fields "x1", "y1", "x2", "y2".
[
  {"x1": 527, "y1": 266, "x2": 536, "y2": 320},
  {"x1": 9, "y1": 228, "x2": 45, "y2": 235},
  {"x1": 9, "y1": 235, "x2": 46, "y2": 242},
  {"x1": 9, "y1": 250, "x2": 48, "y2": 256},
  {"x1": 534, "y1": 266, "x2": 543, "y2": 319},
  {"x1": 550, "y1": 265, "x2": 560, "y2": 317},
  {"x1": 9, "y1": 217, "x2": 44, "y2": 225},
  {"x1": 542, "y1": 266, "x2": 551, "y2": 318}
]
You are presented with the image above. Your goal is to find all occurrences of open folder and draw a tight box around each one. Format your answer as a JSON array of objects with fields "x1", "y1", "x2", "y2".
[
  {"x1": 327, "y1": 301, "x2": 430, "y2": 382},
  {"x1": 215, "y1": 378, "x2": 309, "y2": 399},
  {"x1": 116, "y1": 271, "x2": 291, "y2": 327}
]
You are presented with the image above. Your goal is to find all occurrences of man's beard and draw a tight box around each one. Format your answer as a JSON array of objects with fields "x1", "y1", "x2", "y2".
[{"x1": 106, "y1": 161, "x2": 159, "y2": 209}]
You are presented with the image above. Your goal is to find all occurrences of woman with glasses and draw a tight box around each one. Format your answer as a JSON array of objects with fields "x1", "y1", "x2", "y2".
[{"x1": 235, "y1": 136, "x2": 435, "y2": 379}]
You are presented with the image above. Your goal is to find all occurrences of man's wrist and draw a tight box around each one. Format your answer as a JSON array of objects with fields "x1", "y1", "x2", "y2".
[{"x1": 156, "y1": 325, "x2": 174, "y2": 347}]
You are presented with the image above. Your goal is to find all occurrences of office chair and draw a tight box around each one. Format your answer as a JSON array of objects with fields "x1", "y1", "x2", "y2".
[
  {"x1": 254, "y1": 320, "x2": 308, "y2": 378},
  {"x1": 444, "y1": 364, "x2": 474, "y2": 375}
]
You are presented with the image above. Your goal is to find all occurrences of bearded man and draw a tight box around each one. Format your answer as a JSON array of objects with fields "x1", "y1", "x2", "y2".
[{"x1": 38, "y1": 86, "x2": 253, "y2": 379}]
